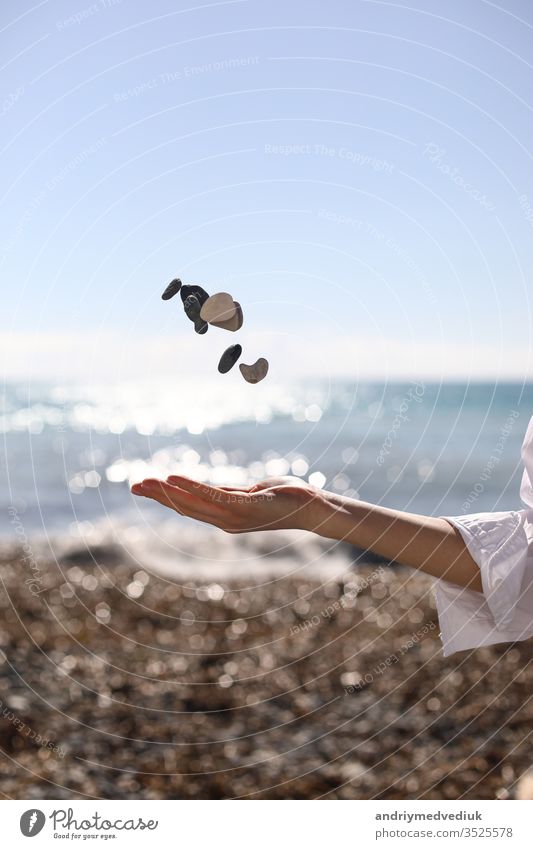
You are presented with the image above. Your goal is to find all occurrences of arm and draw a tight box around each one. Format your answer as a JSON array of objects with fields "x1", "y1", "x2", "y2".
[
  {"x1": 312, "y1": 491, "x2": 482, "y2": 591},
  {"x1": 132, "y1": 475, "x2": 482, "y2": 591}
]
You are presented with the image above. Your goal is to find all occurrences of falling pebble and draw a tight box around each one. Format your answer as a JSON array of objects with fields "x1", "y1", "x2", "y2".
[
  {"x1": 183, "y1": 294, "x2": 208, "y2": 335},
  {"x1": 239, "y1": 358, "x2": 269, "y2": 384},
  {"x1": 200, "y1": 293, "x2": 237, "y2": 326},
  {"x1": 161, "y1": 278, "x2": 182, "y2": 300},
  {"x1": 180, "y1": 284, "x2": 209, "y2": 307},
  {"x1": 183, "y1": 294, "x2": 200, "y2": 319},
  {"x1": 213, "y1": 301, "x2": 243, "y2": 332},
  {"x1": 218, "y1": 344, "x2": 242, "y2": 374}
]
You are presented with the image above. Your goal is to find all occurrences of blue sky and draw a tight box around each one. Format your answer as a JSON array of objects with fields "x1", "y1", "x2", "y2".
[{"x1": 2, "y1": 0, "x2": 533, "y2": 381}]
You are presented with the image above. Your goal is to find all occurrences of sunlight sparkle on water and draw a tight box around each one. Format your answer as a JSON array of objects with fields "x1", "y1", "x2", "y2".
[{"x1": 308, "y1": 471, "x2": 327, "y2": 489}]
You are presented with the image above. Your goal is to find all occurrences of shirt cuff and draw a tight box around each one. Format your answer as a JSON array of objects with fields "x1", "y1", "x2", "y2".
[{"x1": 434, "y1": 511, "x2": 530, "y2": 654}]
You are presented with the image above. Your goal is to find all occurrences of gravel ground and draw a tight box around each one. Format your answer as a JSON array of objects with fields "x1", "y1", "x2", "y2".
[{"x1": 0, "y1": 544, "x2": 532, "y2": 800}]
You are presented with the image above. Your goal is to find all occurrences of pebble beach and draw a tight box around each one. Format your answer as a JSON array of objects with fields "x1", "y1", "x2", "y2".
[{"x1": 1, "y1": 540, "x2": 532, "y2": 800}]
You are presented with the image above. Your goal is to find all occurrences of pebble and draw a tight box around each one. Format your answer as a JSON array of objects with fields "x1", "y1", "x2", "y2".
[
  {"x1": 161, "y1": 278, "x2": 182, "y2": 300},
  {"x1": 239, "y1": 357, "x2": 269, "y2": 384},
  {"x1": 218, "y1": 344, "x2": 242, "y2": 374},
  {"x1": 200, "y1": 293, "x2": 237, "y2": 326},
  {"x1": 183, "y1": 294, "x2": 208, "y2": 334},
  {"x1": 163, "y1": 281, "x2": 263, "y2": 378},
  {"x1": 180, "y1": 284, "x2": 209, "y2": 307},
  {"x1": 213, "y1": 301, "x2": 243, "y2": 332},
  {"x1": 3, "y1": 546, "x2": 529, "y2": 800}
]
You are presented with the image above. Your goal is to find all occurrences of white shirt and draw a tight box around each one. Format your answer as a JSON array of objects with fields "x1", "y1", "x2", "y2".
[{"x1": 434, "y1": 415, "x2": 533, "y2": 655}]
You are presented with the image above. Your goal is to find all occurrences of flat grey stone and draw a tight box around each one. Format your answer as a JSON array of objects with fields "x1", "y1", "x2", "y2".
[
  {"x1": 218, "y1": 344, "x2": 242, "y2": 374},
  {"x1": 239, "y1": 358, "x2": 269, "y2": 384},
  {"x1": 200, "y1": 293, "x2": 237, "y2": 325},
  {"x1": 161, "y1": 278, "x2": 182, "y2": 300}
]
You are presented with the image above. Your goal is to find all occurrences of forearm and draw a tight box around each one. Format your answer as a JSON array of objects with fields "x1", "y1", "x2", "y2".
[
  {"x1": 132, "y1": 474, "x2": 483, "y2": 592},
  {"x1": 311, "y1": 491, "x2": 482, "y2": 591}
]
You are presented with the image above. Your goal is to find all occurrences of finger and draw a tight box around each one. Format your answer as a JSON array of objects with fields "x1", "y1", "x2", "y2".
[
  {"x1": 151, "y1": 491, "x2": 218, "y2": 526},
  {"x1": 140, "y1": 479, "x2": 222, "y2": 522},
  {"x1": 165, "y1": 474, "x2": 230, "y2": 503},
  {"x1": 135, "y1": 480, "x2": 191, "y2": 516},
  {"x1": 134, "y1": 479, "x2": 184, "y2": 511},
  {"x1": 166, "y1": 475, "x2": 262, "y2": 495}
]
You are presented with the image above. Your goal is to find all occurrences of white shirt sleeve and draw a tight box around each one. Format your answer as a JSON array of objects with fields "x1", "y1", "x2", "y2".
[{"x1": 433, "y1": 416, "x2": 533, "y2": 656}]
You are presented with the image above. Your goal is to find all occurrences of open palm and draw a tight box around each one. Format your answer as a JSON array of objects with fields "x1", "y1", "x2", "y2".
[{"x1": 131, "y1": 475, "x2": 323, "y2": 533}]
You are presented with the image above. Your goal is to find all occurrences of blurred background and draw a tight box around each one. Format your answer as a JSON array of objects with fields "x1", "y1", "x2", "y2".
[{"x1": 1, "y1": 0, "x2": 533, "y2": 801}]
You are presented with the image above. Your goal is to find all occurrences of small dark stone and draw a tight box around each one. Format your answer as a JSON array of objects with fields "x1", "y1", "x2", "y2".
[
  {"x1": 183, "y1": 294, "x2": 201, "y2": 320},
  {"x1": 161, "y1": 278, "x2": 182, "y2": 300},
  {"x1": 184, "y1": 295, "x2": 208, "y2": 334},
  {"x1": 180, "y1": 284, "x2": 209, "y2": 307},
  {"x1": 218, "y1": 344, "x2": 242, "y2": 374}
]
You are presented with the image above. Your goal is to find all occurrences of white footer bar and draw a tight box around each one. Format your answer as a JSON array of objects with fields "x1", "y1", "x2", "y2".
[{"x1": 3, "y1": 799, "x2": 532, "y2": 848}]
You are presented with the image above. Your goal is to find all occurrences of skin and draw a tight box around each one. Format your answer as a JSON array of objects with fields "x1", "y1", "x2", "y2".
[{"x1": 131, "y1": 474, "x2": 482, "y2": 592}]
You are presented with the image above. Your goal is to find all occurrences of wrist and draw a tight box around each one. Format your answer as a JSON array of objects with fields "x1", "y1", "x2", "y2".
[{"x1": 303, "y1": 489, "x2": 346, "y2": 537}]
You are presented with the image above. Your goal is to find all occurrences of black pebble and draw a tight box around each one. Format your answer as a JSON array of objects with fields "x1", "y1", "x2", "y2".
[
  {"x1": 161, "y1": 278, "x2": 182, "y2": 300},
  {"x1": 184, "y1": 294, "x2": 201, "y2": 320},
  {"x1": 180, "y1": 284, "x2": 209, "y2": 307},
  {"x1": 184, "y1": 294, "x2": 208, "y2": 334},
  {"x1": 218, "y1": 344, "x2": 242, "y2": 374}
]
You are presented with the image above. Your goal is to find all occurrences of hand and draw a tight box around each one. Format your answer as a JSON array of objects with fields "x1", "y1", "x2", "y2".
[{"x1": 131, "y1": 475, "x2": 325, "y2": 534}]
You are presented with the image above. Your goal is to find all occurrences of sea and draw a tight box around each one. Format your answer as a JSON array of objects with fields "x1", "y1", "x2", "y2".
[{"x1": 1, "y1": 378, "x2": 532, "y2": 577}]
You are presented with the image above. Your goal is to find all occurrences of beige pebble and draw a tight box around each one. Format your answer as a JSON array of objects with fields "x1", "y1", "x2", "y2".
[
  {"x1": 213, "y1": 301, "x2": 243, "y2": 331},
  {"x1": 200, "y1": 293, "x2": 236, "y2": 325},
  {"x1": 239, "y1": 358, "x2": 269, "y2": 384}
]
